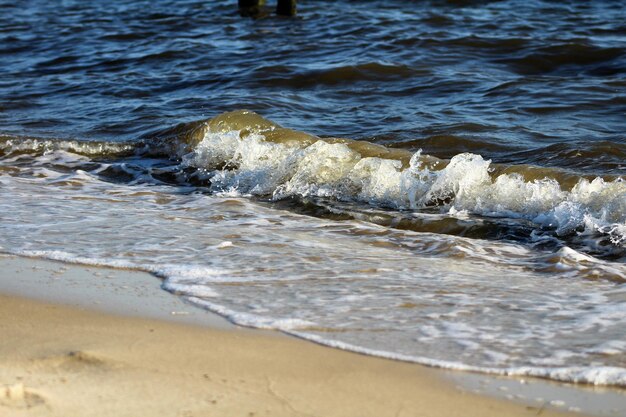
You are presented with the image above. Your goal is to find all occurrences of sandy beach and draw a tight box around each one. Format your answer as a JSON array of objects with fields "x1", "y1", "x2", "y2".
[{"x1": 0, "y1": 255, "x2": 592, "y2": 417}]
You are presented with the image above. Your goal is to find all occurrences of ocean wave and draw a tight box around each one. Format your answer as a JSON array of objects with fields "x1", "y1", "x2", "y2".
[
  {"x1": 2, "y1": 112, "x2": 624, "y2": 253},
  {"x1": 252, "y1": 62, "x2": 425, "y2": 88},
  {"x1": 182, "y1": 111, "x2": 626, "y2": 247},
  {"x1": 494, "y1": 42, "x2": 625, "y2": 75}
]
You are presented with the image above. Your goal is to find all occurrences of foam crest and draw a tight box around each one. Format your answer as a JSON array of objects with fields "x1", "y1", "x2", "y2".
[
  {"x1": 184, "y1": 127, "x2": 625, "y2": 245},
  {"x1": 276, "y1": 140, "x2": 361, "y2": 198},
  {"x1": 0, "y1": 136, "x2": 137, "y2": 158}
]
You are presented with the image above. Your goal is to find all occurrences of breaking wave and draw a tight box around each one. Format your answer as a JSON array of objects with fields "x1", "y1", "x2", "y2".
[{"x1": 181, "y1": 111, "x2": 626, "y2": 247}]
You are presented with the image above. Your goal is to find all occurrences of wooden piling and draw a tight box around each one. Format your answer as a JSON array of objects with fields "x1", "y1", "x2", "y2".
[
  {"x1": 276, "y1": 0, "x2": 296, "y2": 16},
  {"x1": 238, "y1": 0, "x2": 261, "y2": 17},
  {"x1": 238, "y1": 0, "x2": 295, "y2": 18}
]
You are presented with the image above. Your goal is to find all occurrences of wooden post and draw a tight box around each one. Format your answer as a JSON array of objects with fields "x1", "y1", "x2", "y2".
[
  {"x1": 238, "y1": 0, "x2": 261, "y2": 17},
  {"x1": 276, "y1": 0, "x2": 296, "y2": 16},
  {"x1": 238, "y1": 0, "x2": 295, "y2": 18}
]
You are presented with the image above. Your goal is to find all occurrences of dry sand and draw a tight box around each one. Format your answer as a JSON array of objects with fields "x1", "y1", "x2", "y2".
[{"x1": 0, "y1": 255, "x2": 592, "y2": 417}]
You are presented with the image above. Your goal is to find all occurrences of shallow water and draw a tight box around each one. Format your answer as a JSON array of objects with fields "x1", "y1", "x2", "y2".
[{"x1": 1, "y1": 0, "x2": 625, "y2": 386}]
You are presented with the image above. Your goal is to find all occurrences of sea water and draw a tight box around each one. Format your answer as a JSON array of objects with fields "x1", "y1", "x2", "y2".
[{"x1": 1, "y1": 0, "x2": 624, "y2": 387}]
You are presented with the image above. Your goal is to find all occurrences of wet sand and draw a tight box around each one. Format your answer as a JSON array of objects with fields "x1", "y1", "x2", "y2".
[{"x1": 0, "y1": 255, "x2": 604, "y2": 417}]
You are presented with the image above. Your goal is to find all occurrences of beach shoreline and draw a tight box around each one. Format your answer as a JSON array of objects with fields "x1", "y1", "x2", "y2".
[{"x1": 2, "y1": 254, "x2": 623, "y2": 416}]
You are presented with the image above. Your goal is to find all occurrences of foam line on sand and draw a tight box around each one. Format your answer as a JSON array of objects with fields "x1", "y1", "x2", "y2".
[{"x1": 0, "y1": 254, "x2": 602, "y2": 417}]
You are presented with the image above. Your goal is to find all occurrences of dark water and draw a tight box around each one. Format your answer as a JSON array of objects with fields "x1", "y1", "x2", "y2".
[
  {"x1": 1, "y1": 0, "x2": 626, "y2": 387},
  {"x1": 1, "y1": 0, "x2": 625, "y2": 173}
]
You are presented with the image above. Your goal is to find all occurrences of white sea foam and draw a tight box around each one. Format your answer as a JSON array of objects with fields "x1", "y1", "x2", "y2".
[
  {"x1": 185, "y1": 130, "x2": 626, "y2": 244},
  {"x1": 16, "y1": 249, "x2": 138, "y2": 270},
  {"x1": 285, "y1": 332, "x2": 626, "y2": 386},
  {"x1": 187, "y1": 296, "x2": 315, "y2": 330},
  {"x1": 0, "y1": 136, "x2": 136, "y2": 157}
]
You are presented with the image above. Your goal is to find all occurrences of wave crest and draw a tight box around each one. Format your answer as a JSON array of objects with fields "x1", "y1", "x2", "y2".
[{"x1": 183, "y1": 111, "x2": 625, "y2": 246}]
